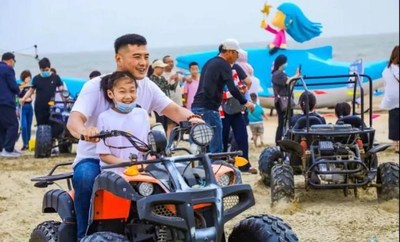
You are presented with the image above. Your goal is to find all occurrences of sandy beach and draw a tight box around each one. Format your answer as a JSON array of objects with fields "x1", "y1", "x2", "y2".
[{"x1": 0, "y1": 95, "x2": 398, "y2": 242}]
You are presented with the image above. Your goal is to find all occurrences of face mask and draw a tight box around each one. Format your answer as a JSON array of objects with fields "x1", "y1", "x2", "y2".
[
  {"x1": 114, "y1": 101, "x2": 136, "y2": 113},
  {"x1": 41, "y1": 71, "x2": 51, "y2": 78}
]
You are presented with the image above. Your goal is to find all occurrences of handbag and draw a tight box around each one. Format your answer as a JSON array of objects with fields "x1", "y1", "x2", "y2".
[
  {"x1": 222, "y1": 97, "x2": 244, "y2": 115},
  {"x1": 278, "y1": 96, "x2": 295, "y2": 111}
]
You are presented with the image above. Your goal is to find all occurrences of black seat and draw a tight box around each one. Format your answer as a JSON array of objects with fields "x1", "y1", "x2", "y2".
[
  {"x1": 337, "y1": 115, "x2": 370, "y2": 145},
  {"x1": 293, "y1": 116, "x2": 324, "y2": 130},
  {"x1": 337, "y1": 116, "x2": 364, "y2": 128}
]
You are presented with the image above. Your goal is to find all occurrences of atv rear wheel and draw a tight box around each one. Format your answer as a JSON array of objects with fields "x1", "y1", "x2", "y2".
[
  {"x1": 258, "y1": 146, "x2": 283, "y2": 186},
  {"x1": 59, "y1": 142, "x2": 72, "y2": 153},
  {"x1": 376, "y1": 162, "x2": 399, "y2": 201},
  {"x1": 271, "y1": 164, "x2": 295, "y2": 205},
  {"x1": 81, "y1": 232, "x2": 129, "y2": 242},
  {"x1": 34, "y1": 125, "x2": 52, "y2": 158},
  {"x1": 228, "y1": 214, "x2": 298, "y2": 242},
  {"x1": 29, "y1": 220, "x2": 60, "y2": 242}
]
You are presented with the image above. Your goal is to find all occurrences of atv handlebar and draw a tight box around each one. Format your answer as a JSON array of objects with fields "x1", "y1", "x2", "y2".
[
  {"x1": 80, "y1": 130, "x2": 152, "y2": 153},
  {"x1": 101, "y1": 150, "x2": 243, "y2": 170}
]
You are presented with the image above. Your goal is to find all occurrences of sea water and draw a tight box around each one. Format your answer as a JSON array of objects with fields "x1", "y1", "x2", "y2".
[{"x1": 9, "y1": 33, "x2": 399, "y2": 80}]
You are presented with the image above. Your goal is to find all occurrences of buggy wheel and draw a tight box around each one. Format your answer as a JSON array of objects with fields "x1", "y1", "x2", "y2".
[
  {"x1": 228, "y1": 214, "x2": 298, "y2": 242},
  {"x1": 376, "y1": 162, "x2": 399, "y2": 201},
  {"x1": 82, "y1": 232, "x2": 129, "y2": 242},
  {"x1": 258, "y1": 146, "x2": 283, "y2": 186},
  {"x1": 34, "y1": 125, "x2": 52, "y2": 158},
  {"x1": 271, "y1": 164, "x2": 295, "y2": 205},
  {"x1": 29, "y1": 220, "x2": 60, "y2": 242},
  {"x1": 59, "y1": 142, "x2": 72, "y2": 153}
]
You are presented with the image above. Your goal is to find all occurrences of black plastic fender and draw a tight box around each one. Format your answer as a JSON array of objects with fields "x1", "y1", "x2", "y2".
[{"x1": 42, "y1": 189, "x2": 76, "y2": 242}]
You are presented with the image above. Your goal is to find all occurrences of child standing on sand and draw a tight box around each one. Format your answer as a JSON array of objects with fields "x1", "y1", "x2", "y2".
[
  {"x1": 96, "y1": 71, "x2": 150, "y2": 175},
  {"x1": 247, "y1": 93, "x2": 267, "y2": 147}
]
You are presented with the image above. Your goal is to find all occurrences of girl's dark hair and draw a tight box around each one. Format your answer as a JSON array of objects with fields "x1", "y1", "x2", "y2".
[
  {"x1": 100, "y1": 71, "x2": 137, "y2": 103},
  {"x1": 388, "y1": 45, "x2": 399, "y2": 67},
  {"x1": 299, "y1": 91, "x2": 316, "y2": 113},
  {"x1": 335, "y1": 102, "x2": 351, "y2": 118},
  {"x1": 272, "y1": 54, "x2": 287, "y2": 73},
  {"x1": 20, "y1": 70, "x2": 32, "y2": 81}
]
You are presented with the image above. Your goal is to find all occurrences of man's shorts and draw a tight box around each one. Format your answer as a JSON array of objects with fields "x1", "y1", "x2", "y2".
[{"x1": 250, "y1": 122, "x2": 264, "y2": 136}]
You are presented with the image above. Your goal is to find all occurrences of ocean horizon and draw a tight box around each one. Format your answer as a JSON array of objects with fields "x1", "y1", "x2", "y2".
[{"x1": 8, "y1": 32, "x2": 399, "y2": 80}]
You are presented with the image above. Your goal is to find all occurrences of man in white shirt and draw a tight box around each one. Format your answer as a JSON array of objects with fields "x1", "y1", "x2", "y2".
[{"x1": 66, "y1": 34, "x2": 202, "y2": 241}]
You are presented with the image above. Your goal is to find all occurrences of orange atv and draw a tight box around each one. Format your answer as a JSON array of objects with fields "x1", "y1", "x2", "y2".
[{"x1": 30, "y1": 122, "x2": 298, "y2": 242}]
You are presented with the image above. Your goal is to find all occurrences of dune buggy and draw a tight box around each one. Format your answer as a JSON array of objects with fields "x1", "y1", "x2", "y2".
[
  {"x1": 30, "y1": 122, "x2": 298, "y2": 242},
  {"x1": 259, "y1": 74, "x2": 399, "y2": 205},
  {"x1": 34, "y1": 90, "x2": 78, "y2": 158}
]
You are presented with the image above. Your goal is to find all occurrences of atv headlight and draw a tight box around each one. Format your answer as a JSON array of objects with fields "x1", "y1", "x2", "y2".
[
  {"x1": 217, "y1": 173, "x2": 233, "y2": 187},
  {"x1": 62, "y1": 90, "x2": 71, "y2": 98},
  {"x1": 137, "y1": 182, "x2": 154, "y2": 196},
  {"x1": 190, "y1": 123, "x2": 214, "y2": 146}
]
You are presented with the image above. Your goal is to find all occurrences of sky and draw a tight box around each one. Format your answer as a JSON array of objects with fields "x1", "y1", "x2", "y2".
[{"x1": 0, "y1": 0, "x2": 398, "y2": 54}]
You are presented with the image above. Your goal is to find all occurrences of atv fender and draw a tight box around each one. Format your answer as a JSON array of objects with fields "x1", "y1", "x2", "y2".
[
  {"x1": 366, "y1": 144, "x2": 391, "y2": 157},
  {"x1": 279, "y1": 139, "x2": 303, "y2": 157},
  {"x1": 42, "y1": 189, "x2": 77, "y2": 242},
  {"x1": 42, "y1": 189, "x2": 76, "y2": 222}
]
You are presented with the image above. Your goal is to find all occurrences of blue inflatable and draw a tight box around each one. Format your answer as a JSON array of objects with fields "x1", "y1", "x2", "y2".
[{"x1": 17, "y1": 77, "x2": 87, "y2": 98}]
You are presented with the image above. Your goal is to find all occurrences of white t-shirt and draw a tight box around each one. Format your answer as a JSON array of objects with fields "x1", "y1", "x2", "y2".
[
  {"x1": 380, "y1": 64, "x2": 399, "y2": 110},
  {"x1": 71, "y1": 75, "x2": 172, "y2": 167},
  {"x1": 96, "y1": 108, "x2": 149, "y2": 175}
]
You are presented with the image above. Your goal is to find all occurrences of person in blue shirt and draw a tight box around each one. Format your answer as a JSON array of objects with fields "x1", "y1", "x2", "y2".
[
  {"x1": 248, "y1": 93, "x2": 267, "y2": 147},
  {"x1": 0, "y1": 52, "x2": 20, "y2": 157}
]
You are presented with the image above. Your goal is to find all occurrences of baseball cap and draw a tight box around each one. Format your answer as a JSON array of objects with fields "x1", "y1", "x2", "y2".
[
  {"x1": 152, "y1": 60, "x2": 168, "y2": 69},
  {"x1": 1, "y1": 52, "x2": 16, "y2": 62},
  {"x1": 221, "y1": 38, "x2": 241, "y2": 51}
]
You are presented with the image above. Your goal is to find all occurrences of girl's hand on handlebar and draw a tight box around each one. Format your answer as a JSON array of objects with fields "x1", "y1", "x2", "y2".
[{"x1": 80, "y1": 127, "x2": 100, "y2": 143}]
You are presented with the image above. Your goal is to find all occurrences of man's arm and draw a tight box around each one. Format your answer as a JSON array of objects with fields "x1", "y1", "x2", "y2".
[
  {"x1": 6, "y1": 69, "x2": 19, "y2": 95},
  {"x1": 67, "y1": 111, "x2": 99, "y2": 142},
  {"x1": 161, "y1": 102, "x2": 203, "y2": 124}
]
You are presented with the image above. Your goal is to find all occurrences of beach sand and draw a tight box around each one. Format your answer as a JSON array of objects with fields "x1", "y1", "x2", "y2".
[{"x1": 0, "y1": 95, "x2": 398, "y2": 241}]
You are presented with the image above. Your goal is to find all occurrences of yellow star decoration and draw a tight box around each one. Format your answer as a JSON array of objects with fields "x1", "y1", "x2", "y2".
[{"x1": 261, "y1": 4, "x2": 272, "y2": 15}]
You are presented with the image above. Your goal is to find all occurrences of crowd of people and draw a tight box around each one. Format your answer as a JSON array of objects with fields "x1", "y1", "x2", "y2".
[
  {"x1": 0, "y1": 33, "x2": 398, "y2": 240},
  {"x1": 0, "y1": 52, "x2": 101, "y2": 158}
]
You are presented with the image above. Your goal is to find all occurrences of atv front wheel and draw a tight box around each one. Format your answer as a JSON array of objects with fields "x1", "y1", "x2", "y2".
[
  {"x1": 271, "y1": 164, "x2": 295, "y2": 205},
  {"x1": 82, "y1": 232, "x2": 129, "y2": 242},
  {"x1": 376, "y1": 162, "x2": 399, "y2": 201},
  {"x1": 228, "y1": 214, "x2": 298, "y2": 242},
  {"x1": 29, "y1": 220, "x2": 60, "y2": 242},
  {"x1": 34, "y1": 125, "x2": 52, "y2": 158},
  {"x1": 258, "y1": 146, "x2": 283, "y2": 186}
]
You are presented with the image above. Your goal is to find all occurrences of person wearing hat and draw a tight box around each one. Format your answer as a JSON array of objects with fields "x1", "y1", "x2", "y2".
[
  {"x1": 149, "y1": 59, "x2": 179, "y2": 137},
  {"x1": 0, "y1": 52, "x2": 20, "y2": 157},
  {"x1": 271, "y1": 54, "x2": 300, "y2": 145},
  {"x1": 191, "y1": 38, "x2": 254, "y2": 154}
]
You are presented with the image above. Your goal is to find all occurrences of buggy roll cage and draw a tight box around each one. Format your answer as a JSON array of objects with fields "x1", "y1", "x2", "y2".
[{"x1": 284, "y1": 73, "x2": 374, "y2": 132}]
